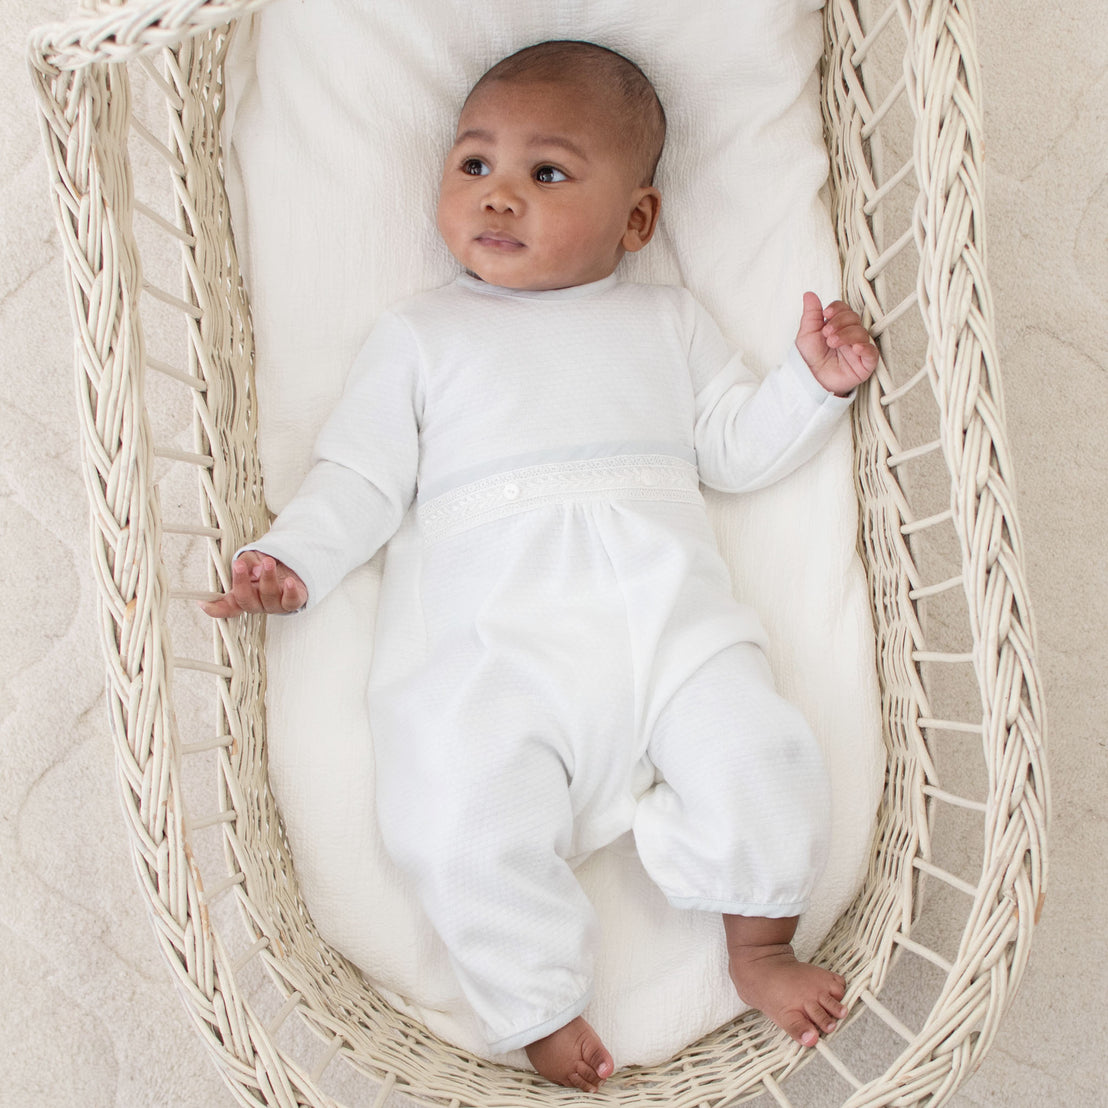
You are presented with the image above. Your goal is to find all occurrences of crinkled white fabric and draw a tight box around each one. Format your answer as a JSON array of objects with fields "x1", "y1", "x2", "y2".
[
  {"x1": 372, "y1": 496, "x2": 829, "y2": 1050},
  {"x1": 245, "y1": 277, "x2": 847, "y2": 1051},
  {"x1": 246, "y1": 276, "x2": 851, "y2": 611}
]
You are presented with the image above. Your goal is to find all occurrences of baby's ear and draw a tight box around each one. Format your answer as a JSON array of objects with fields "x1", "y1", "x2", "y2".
[{"x1": 623, "y1": 187, "x2": 661, "y2": 253}]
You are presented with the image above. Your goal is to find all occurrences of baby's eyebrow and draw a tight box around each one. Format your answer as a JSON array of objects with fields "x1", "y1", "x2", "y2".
[
  {"x1": 454, "y1": 127, "x2": 495, "y2": 147},
  {"x1": 527, "y1": 135, "x2": 590, "y2": 162},
  {"x1": 452, "y1": 127, "x2": 589, "y2": 163}
]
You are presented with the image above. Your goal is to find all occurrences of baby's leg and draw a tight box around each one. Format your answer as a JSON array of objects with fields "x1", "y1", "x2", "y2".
[
  {"x1": 525, "y1": 1016, "x2": 614, "y2": 1093},
  {"x1": 724, "y1": 913, "x2": 846, "y2": 1047},
  {"x1": 636, "y1": 644, "x2": 843, "y2": 1045},
  {"x1": 375, "y1": 643, "x2": 612, "y2": 1074}
]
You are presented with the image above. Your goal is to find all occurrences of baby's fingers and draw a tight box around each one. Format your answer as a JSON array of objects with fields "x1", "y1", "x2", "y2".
[
  {"x1": 853, "y1": 341, "x2": 879, "y2": 373},
  {"x1": 200, "y1": 556, "x2": 305, "y2": 618},
  {"x1": 200, "y1": 593, "x2": 245, "y2": 619},
  {"x1": 216, "y1": 552, "x2": 270, "y2": 615},
  {"x1": 252, "y1": 556, "x2": 308, "y2": 612},
  {"x1": 822, "y1": 319, "x2": 871, "y2": 348},
  {"x1": 280, "y1": 574, "x2": 308, "y2": 613},
  {"x1": 835, "y1": 343, "x2": 875, "y2": 382},
  {"x1": 821, "y1": 303, "x2": 871, "y2": 343},
  {"x1": 820, "y1": 300, "x2": 861, "y2": 329},
  {"x1": 253, "y1": 556, "x2": 285, "y2": 611},
  {"x1": 200, "y1": 556, "x2": 261, "y2": 618}
]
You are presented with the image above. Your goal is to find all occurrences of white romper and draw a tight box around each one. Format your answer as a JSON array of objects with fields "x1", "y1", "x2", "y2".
[{"x1": 248, "y1": 273, "x2": 853, "y2": 1052}]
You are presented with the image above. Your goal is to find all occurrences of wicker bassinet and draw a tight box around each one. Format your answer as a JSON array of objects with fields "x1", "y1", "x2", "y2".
[{"x1": 29, "y1": 1, "x2": 1048, "y2": 1105}]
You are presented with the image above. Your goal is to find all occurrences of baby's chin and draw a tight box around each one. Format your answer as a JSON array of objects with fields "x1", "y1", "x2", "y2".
[{"x1": 452, "y1": 245, "x2": 623, "y2": 293}]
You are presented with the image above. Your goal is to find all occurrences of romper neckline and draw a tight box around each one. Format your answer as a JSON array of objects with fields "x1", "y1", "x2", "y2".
[{"x1": 455, "y1": 272, "x2": 620, "y2": 301}]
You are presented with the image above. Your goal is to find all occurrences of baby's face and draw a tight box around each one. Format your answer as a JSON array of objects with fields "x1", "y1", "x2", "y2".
[{"x1": 437, "y1": 79, "x2": 657, "y2": 291}]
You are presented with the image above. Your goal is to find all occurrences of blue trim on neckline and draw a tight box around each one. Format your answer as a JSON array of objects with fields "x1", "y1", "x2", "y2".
[{"x1": 454, "y1": 272, "x2": 620, "y2": 300}]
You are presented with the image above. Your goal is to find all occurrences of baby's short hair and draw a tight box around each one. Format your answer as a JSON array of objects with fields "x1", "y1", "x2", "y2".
[{"x1": 465, "y1": 40, "x2": 667, "y2": 185}]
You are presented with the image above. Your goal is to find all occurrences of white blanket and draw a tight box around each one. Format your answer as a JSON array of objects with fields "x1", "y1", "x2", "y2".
[{"x1": 224, "y1": 0, "x2": 884, "y2": 1069}]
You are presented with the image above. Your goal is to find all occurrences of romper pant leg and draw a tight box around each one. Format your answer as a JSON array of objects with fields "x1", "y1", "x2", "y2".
[
  {"x1": 375, "y1": 653, "x2": 599, "y2": 1054},
  {"x1": 633, "y1": 643, "x2": 830, "y2": 917}
]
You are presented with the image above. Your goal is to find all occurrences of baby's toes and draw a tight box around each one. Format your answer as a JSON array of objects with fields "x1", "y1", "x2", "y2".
[
  {"x1": 569, "y1": 1066, "x2": 601, "y2": 1094},
  {"x1": 784, "y1": 1012, "x2": 823, "y2": 1048},
  {"x1": 823, "y1": 979, "x2": 848, "y2": 1019},
  {"x1": 567, "y1": 1042, "x2": 613, "y2": 1092},
  {"x1": 584, "y1": 1042, "x2": 615, "y2": 1083},
  {"x1": 568, "y1": 1060, "x2": 607, "y2": 1093},
  {"x1": 806, "y1": 993, "x2": 846, "y2": 1034}
]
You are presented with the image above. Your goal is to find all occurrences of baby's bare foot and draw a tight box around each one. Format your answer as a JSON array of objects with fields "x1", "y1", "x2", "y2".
[
  {"x1": 728, "y1": 943, "x2": 847, "y2": 1048},
  {"x1": 525, "y1": 1015, "x2": 615, "y2": 1092}
]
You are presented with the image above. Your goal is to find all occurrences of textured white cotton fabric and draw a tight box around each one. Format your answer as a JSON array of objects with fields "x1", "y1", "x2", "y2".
[
  {"x1": 224, "y1": 0, "x2": 886, "y2": 1068},
  {"x1": 244, "y1": 278, "x2": 844, "y2": 1050},
  {"x1": 247, "y1": 276, "x2": 851, "y2": 608}
]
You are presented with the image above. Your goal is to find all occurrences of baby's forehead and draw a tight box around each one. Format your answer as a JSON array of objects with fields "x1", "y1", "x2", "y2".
[
  {"x1": 460, "y1": 75, "x2": 611, "y2": 119},
  {"x1": 455, "y1": 79, "x2": 628, "y2": 149}
]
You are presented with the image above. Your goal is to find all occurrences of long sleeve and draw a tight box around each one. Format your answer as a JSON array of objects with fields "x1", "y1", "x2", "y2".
[
  {"x1": 688, "y1": 301, "x2": 853, "y2": 494},
  {"x1": 242, "y1": 310, "x2": 423, "y2": 609}
]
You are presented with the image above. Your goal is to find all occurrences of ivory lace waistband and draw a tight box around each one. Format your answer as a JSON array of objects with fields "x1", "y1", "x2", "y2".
[{"x1": 417, "y1": 454, "x2": 702, "y2": 542}]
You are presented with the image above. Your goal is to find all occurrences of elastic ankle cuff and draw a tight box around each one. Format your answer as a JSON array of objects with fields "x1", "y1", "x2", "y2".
[
  {"x1": 663, "y1": 894, "x2": 809, "y2": 916},
  {"x1": 488, "y1": 990, "x2": 594, "y2": 1055}
]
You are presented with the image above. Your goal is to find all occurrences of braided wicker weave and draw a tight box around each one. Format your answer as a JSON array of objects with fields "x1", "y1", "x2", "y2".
[{"x1": 29, "y1": 0, "x2": 1048, "y2": 1104}]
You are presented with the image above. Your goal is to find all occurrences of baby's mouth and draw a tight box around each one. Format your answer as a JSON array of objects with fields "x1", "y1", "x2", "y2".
[{"x1": 476, "y1": 231, "x2": 525, "y2": 250}]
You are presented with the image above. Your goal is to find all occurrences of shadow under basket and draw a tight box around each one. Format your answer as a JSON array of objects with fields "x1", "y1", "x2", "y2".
[{"x1": 29, "y1": 1, "x2": 1048, "y2": 1105}]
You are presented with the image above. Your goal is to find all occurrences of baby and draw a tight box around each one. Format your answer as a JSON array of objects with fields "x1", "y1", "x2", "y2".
[{"x1": 205, "y1": 41, "x2": 877, "y2": 1093}]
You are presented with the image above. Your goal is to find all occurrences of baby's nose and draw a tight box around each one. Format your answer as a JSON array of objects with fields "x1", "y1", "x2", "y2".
[{"x1": 482, "y1": 179, "x2": 521, "y2": 214}]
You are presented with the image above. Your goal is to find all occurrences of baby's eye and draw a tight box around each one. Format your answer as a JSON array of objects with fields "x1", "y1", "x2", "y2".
[
  {"x1": 534, "y1": 165, "x2": 568, "y2": 184},
  {"x1": 461, "y1": 158, "x2": 489, "y2": 176}
]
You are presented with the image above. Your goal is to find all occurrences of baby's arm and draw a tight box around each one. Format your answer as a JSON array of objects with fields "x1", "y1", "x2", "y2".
[
  {"x1": 690, "y1": 290, "x2": 877, "y2": 494},
  {"x1": 200, "y1": 307, "x2": 422, "y2": 621},
  {"x1": 794, "y1": 292, "x2": 878, "y2": 396},
  {"x1": 201, "y1": 550, "x2": 308, "y2": 619}
]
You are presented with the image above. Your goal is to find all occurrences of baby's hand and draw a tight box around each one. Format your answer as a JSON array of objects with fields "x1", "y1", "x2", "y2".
[
  {"x1": 795, "y1": 292, "x2": 878, "y2": 397},
  {"x1": 201, "y1": 551, "x2": 308, "y2": 618}
]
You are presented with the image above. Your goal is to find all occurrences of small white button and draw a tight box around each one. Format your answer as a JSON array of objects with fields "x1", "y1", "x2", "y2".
[
  {"x1": 503, "y1": 482, "x2": 521, "y2": 500},
  {"x1": 640, "y1": 469, "x2": 657, "y2": 487}
]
